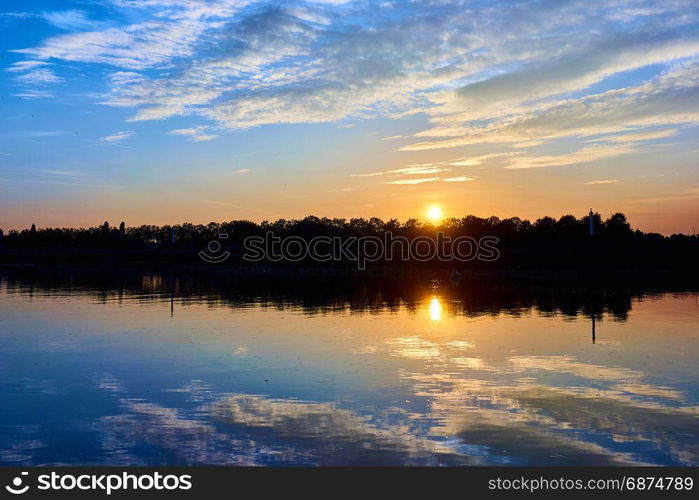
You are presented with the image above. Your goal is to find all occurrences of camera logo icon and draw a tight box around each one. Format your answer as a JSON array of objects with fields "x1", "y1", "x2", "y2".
[
  {"x1": 5, "y1": 472, "x2": 29, "y2": 495},
  {"x1": 199, "y1": 232, "x2": 231, "y2": 263}
]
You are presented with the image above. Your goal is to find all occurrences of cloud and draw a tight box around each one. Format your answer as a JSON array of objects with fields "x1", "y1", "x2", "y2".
[
  {"x1": 15, "y1": 68, "x2": 62, "y2": 85},
  {"x1": 443, "y1": 176, "x2": 474, "y2": 182},
  {"x1": 513, "y1": 140, "x2": 544, "y2": 148},
  {"x1": 11, "y1": 90, "x2": 54, "y2": 99},
  {"x1": 592, "y1": 128, "x2": 678, "y2": 143},
  {"x1": 9, "y1": 130, "x2": 67, "y2": 139},
  {"x1": 0, "y1": 12, "x2": 35, "y2": 20},
  {"x1": 169, "y1": 127, "x2": 218, "y2": 142},
  {"x1": 386, "y1": 177, "x2": 440, "y2": 185},
  {"x1": 5, "y1": 0, "x2": 699, "y2": 153},
  {"x1": 400, "y1": 62, "x2": 699, "y2": 152},
  {"x1": 585, "y1": 179, "x2": 620, "y2": 185},
  {"x1": 504, "y1": 144, "x2": 637, "y2": 170},
  {"x1": 442, "y1": 32, "x2": 699, "y2": 124},
  {"x1": 0, "y1": 12, "x2": 36, "y2": 28},
  {"x1": 101, "y1": 130, "x2": 134, "y2": 143},
  {"x1": 234, "y1": 168, "x2": 251, "y2": 174},
  {"x1": 351, "y1": 172, "x2": 383, "y2": 177},
  {"x1": 448, "y1": 152, "x2": 519, "y2": 167},
  {"x1": 33, "y1": 168, "x2": 83, "y2": 178},
  {"x1": 355, "y1": 163, "x2": 452, "y2": 183},
  {"x1": 388, "y1": 164, "x2": 451, "y2": 175},
  {"x1": 14, "y1": 1, "x2": 248, "y2": 70},
  {"x1": 40, "y1": 10, "x2": 107, "y2": 31},
  {"x1": 5, "y1": 61, "x2": 52, "y2": 73}
]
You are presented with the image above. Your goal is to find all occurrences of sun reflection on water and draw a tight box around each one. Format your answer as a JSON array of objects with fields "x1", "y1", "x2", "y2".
[{"x1": 429, "y1": 297, "x2": 442, "y2": 321}]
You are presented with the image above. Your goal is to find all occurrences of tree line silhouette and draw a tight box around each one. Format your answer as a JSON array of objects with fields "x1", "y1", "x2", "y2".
[{"x1": 1, "y1": 212, "x2": 696, "y2": 271}]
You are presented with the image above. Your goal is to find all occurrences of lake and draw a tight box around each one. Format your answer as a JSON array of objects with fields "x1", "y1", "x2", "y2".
[{"x1": 1, "y1": 270, "x2": 697, "y2": 466}]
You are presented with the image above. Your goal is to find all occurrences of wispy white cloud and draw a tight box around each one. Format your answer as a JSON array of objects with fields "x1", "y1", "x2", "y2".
[
  {"x1": 169, "y1": 127, "x2": 218, "y2": 142},
  {"x1": 585, "y1": 179, "x2": 620, "y2": 185},
  {"x1": 388, "y1": 164, "x2": 451, "y2": 175},
  {"x1": 40, "y1": 10, "x2": 108, "y2": 31},
  {"x1": 437, "y1": 33, "x2": 699, "y2": 125},
  {"x1": 448, "y1": 152, "x2": 519, "y2": 167},
  {"x1": 33, "y1": 168, "x2": 84, "y2": 178},
  {"x1": 504, "y1": 144, "x2": 637, "y2": 170},
  {"x1": 443, "y1": 176, "x2": 474, "y2": 182},
  {"x1": 101, "y1": 130, "x2": 134, "y2": 143},
  {"x1": 9, "y1": 130, "x2": 67, "y2": 139},
  {"x1": 386, "y1": 177, "x2": 440, "y2": 185},
  {"x1": 590, "y1": 128, "x2": 678, "y2": 143},
  {"x1": 5, "y1": 61, "x2": 52, "y2": 73},
  {"x1": 351, "y1": 172, "x2": 383, "y2": 177},
  {"x1": 353, "y1": 163, "x2": 452, "y2": 181},
  {"x1": 14, "y1": 1, "x2": 248, "y2": 70},
  {"x1": 234, "y1": 168, "x2": 251, "y2": 174},
  {"x1": 15, "y1": 68, "x2": 62, "y2": 85},
  {"x1": 401, "y1": 63, "x2": 699, "y2": 152},
  {"x1": 513, "y1": 140, "x2": 544, "y2": 148},
  {"x1": 11, "y1": 90, "x2": 54, "y2": 99},
  {"x1": 0, "y1": 12, "x2": 35, "y2": 20}
]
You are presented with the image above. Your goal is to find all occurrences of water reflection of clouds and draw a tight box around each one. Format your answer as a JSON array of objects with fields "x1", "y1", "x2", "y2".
[
  {"x1": 387, "y1": 336, "x2": 442, "y2": 360},
  {"x1": 508, "y1": 356, "x2": 687, "y2": 402},
  {"x1": 96, "y1": 376, "x2": 127, "y2": 394},
  {"x1": 399, "y1": 369, "x2": 699, "y2": 465},
  {"x1": 163, "y1": 380, "x2": 216, "y2": 403},
  {"x1": 510, "y1": 356, "x2": 642, "y2": 383},
  {"x1": 97, "y1": 392, "x2": 471, "y2": 466},
  {"x1": 0, "y1": 427, "x2": 44, "y2": 464},
  {"x1": 89, "y1": 366, "x2": 699, "y2": 466},
  {"x1": 445, "y1": 340, "x2": 475, "y2": 351}
]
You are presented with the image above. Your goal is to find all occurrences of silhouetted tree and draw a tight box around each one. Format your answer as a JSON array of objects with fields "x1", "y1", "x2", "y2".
[{"x1": 606, "y1": 212, "x2": 631, "y2": 236}]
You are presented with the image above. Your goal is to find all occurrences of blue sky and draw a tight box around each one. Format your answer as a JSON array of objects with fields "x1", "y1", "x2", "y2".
[{"x1": 1, "y1": 0, "x2": 698, "y2": 233}]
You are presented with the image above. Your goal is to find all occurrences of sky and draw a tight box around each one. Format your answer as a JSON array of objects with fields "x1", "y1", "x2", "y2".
[{"x1": 0, "y1": 0, "x2": 698, "y2": 234}]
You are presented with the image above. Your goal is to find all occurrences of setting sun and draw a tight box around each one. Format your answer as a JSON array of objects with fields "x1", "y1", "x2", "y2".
[{"x1": 427, "y1": 206, "x2": 444, "y2": 223}]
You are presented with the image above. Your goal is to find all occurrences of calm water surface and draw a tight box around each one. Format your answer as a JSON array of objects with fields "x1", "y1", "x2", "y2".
[{"x1": 1, "y1": 273, "x2": 697, "y2": 466}]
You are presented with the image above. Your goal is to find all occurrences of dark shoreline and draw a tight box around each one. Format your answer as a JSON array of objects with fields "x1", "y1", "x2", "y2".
[{"x1": 2, "y1": 258, "x2": 698, "y2": 288}]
